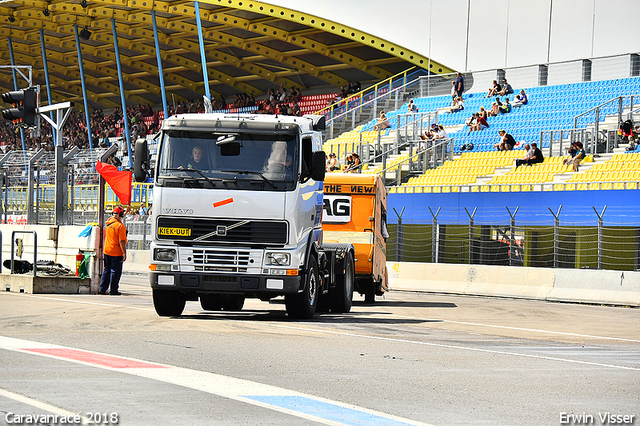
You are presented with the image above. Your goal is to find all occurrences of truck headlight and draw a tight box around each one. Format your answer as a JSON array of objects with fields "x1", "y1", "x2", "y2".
[
  {"x1": 266, "y1": 252, "x2": 290, "y2": 266},
  {"x1": 154, "y1": 248, "x2": 176, "y2": 262}
]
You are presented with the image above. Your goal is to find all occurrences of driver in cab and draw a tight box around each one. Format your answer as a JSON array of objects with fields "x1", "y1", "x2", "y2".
[{"x1": 179, "y1": 145, "x2": 210, "y2": 170}]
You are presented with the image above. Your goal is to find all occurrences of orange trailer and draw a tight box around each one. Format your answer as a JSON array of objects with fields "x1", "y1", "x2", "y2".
[{"x1": 322, "y1": 173, "x2": 388, "y2": 303}]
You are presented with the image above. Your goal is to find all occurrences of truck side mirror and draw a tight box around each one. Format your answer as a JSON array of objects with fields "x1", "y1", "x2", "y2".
[
  {"x1": 311, "y1": 151, "x2": 326, "y2": 182},
  {"x1": 133, "y1": 138, "x2": 149, "y2": 183}
]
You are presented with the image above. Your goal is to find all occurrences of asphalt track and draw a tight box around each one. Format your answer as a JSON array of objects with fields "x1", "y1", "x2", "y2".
[{"x1": 0, "y1": 275, "x2": 638, "y2": 426}]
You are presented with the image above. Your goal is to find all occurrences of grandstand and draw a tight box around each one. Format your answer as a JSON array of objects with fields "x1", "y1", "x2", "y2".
[{"x1": 323, "y1": 73, "x2": 639, "y2": 194}]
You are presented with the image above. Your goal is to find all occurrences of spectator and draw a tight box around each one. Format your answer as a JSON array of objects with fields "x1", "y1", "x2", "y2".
[
  {"x1": 342, "y1": 154, "x2": 354, "y2": 172},
  {"x1": 447, "y1": 96, "x2": 465, "y2": 113},
  {"x1": 512, "y1": 89, "x2": 529, "y2": 107},
  {"x1": 515, "y1": 144, "x2": 534, "y2": 168},
  {"x1": 487, "y1": 80, "x2": 502, "y2": 98},
  {"x1": 407, "y1": 99, "x2": 418, "y2": 113},
  {"x1": 435, "y1": 124, "x2": 449, "y2": 140},
  {"x1": 516, "y1": 142, "x2": 544, "y2": 167},
  {"x1": 326, "y1": 153, "x2": 340, "y2": 172},
  {"x1": 290, "y1": 100, "x2": 301, "y2": 117},
  {"x1": 488, "y1": 101, "x2": 500, "y2": 117},
  {"x1": 346, "y1": 152, "x2": 361, "y2": 173},
  {"x1": 466, "y1": 113, "x2": 478, "y2": 131},
  {"x1": 499, "y1": 79, "x2": 514, "y2": 96},
  {"x1": 420, "y1": 124, "x2": 438, "y2": 141},
  {"x1": 373, "y1": 112, "x2": 391, "y2": 131},
  {"x1": 471, "y1": 113, "x2": 489, "y2": 132},
  {"x1": 454, "y1": 72, "x2": 464, "y2": 98},
  {"x1": 499, "y1": 98, "x2": 512, "y2": 114},
  {"x1": 568, "y1": 142, "x2": 585, "y2": 172},
  {"x1": 478, "y1": 106, "x2": 488, "y2": 120},
  {"x1": 563, "y1": 142, "x2": 579, "y2": 166},
  {"x1": 495, "y1": 129, "x2": 516, "y2": 151}
]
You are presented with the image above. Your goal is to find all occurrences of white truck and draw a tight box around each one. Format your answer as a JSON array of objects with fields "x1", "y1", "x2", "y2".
[{"x1": 134, "y1": 113, "x2": 355, "y2": 319}]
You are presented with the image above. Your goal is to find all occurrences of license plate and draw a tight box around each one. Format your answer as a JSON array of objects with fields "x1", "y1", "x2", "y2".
[{"x1": 158, "y1": 227, "x2": 191, "y2": 236}]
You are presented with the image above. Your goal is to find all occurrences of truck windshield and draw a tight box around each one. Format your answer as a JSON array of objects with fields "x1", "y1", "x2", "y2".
[{"x1": 157, "y1": 130, "x2": 298, "y2": 188}]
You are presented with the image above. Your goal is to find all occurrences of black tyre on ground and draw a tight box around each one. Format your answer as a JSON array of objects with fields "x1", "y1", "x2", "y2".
[
  {"x1": 285, "y1": 256, "x2": 319, "y2": 319},
  {"x1": 153, "y1": 289, "x2": 186, "y2": 316},
  {"x1": 364, "y1": 282, "x2": 376, "y2": 304},
  {"x1": 330, "y1": 251, "x2": 354, "y2": 313},
  {"x1": 221, "y1": 295, "x2": 245, "y2": 311},
  {"x1": 200, "y1": 294, "x2": 223, "y2": 311}
]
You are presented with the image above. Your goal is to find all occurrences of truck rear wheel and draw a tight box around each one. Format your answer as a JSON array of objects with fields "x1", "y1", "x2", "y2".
[
  {"x1": 331, "y1": 251, "x2": 354, "y2": 313},
  {"x1": 200, "y1": 294, "x2": 223, "y2": 311},
  {"x1": 153, "y1": 289, "x2": 186, "y2": 317},
  {"x1": 285, "y1": 257, "x2": 319, "y2": 319}
]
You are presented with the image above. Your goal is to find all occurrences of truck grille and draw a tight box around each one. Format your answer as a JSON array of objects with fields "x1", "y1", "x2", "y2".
[
  {"x1": 157, "y1": 217, "x2": 287, "y2": 246},
  {"x1": 192, "y1": 249, "x2": 252, "y2": 273}
]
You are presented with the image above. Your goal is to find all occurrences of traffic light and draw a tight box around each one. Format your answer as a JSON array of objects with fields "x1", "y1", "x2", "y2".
[{"x1": 1, "y1": 87, "x2": 37, "y2": 126}]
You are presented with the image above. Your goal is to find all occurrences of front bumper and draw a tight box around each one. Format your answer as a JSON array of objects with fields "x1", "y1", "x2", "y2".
[{"x1": 150, "y1": 271, "x2": 302, "y2": 295}]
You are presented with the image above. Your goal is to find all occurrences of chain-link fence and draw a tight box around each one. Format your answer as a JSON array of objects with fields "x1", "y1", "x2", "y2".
[{"x1": 387, "y1": 206, "x2": 640, "y2": 271}]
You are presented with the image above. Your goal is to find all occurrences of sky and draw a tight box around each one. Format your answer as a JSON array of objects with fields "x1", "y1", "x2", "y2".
[{"x1": 263, "y1": 0, "x2": 640, "y2": 73}]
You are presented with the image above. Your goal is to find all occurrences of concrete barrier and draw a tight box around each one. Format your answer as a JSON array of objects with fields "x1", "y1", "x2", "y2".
[
  {"x1": 388, "y1": 262, "x2": 556, "y2": 300},
  {"x1": 549, "y1": 269, "x2": 640, "y2": 306},
  {"x1": 0, "y1": 274, "x2": 91, "y2": 294},
  {"x1": 388, "y1": 261, "x2": 640, "y2": 307}
]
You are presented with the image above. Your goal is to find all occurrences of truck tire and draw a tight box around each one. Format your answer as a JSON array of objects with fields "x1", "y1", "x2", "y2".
[
  {"x1": 331, "y1": 251, "x2": 354, "y2": 313},
  {"x1": 364, "y1": 284, "x2": 375, "y2": 304},
  {"x1": 200, "y1": 294, "x2": 223, "y2": 311},
  {"x1": 153, "y1": 289, "x2": 186, "y2": 317},
  {"x1": 221, "y1": 295, "x2": 245, "y2": 311},
  {"x1": 285, "y1": 257, "x2": 319, "y2": 319}
]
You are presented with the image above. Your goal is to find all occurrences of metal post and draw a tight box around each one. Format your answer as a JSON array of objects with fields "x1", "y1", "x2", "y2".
[
  {"x1": 194, "y1": 1, "x2": 211, "y2": 102},
  {"x1": 429, "y1": 207, "x2": 441, "y2": 264},
  {"x1": 506, "y1": 206, "x2": 520, "y2": 266},
  {"x1": 68, "y1": 166, "x2": 75, "y2": 225},
  {"x1": 8, "y1": 38, "x2": 26, "y2": 151},
  {"x1": 40, "y1": 29, "x2": 56, "y2": 142},
  {"x1": 593, "y1": 206, "x2": 607, "y2": 270},
  {"x1": 97, "y1": 145, "x2": 119, "y2": 292},
  {"x1": 26, "y1": 149, "x2": 45, "y2": 225},
  {"x1": 548, "y1": 130, "x2": 553, "y2": 158},
  {"x1": 151, "y1": 11, "x2": 169, "y2": 120},
  {"x1": 393, "y1": 207, "x2": 405, "y2": 262},
  {"x1": 35, "y1": 167, "x2": 40, "y2": 224},
  {"x1": 111, "y1": 19, "x2": 133, "y2": 168},
  {"x1": 549, "y1": 206, "x2": 562, "y2": 269},
  {"x1": 73, "y1": 26, "x2": 93, "y2": 150},
  {"x1": 465, "y1": 207, "x2": 477, "y2": 264},
  {"x1": 3, "y1": 169, "x2": 8, "y2": 223},
  {"x1": 594, "y1": 108, "x2": 600, "y2": 151}
]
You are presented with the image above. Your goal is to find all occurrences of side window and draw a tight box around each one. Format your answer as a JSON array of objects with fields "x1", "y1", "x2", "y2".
[{"x1": 301, "y1": 136, "x2": 312, "y2": 177}]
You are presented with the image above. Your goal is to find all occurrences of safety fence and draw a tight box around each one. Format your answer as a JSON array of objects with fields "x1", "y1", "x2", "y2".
[{"x1": 387, "y1": 205, "x2": 640, "y2": 272}]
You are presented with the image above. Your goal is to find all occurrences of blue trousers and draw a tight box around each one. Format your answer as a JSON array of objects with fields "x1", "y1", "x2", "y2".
[{"x1": 99, "y1": 254, "x2": 123, "y2": 294}]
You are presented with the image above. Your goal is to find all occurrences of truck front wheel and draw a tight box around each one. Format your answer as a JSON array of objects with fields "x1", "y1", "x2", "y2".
[
  {"x1": 331, "y1": 251, "x2": 354, "y2": 313},
  {"x1": 153, "y1": 289, "x2": 186, "y2": 317},
  {"x1": 285, "y1": 257, "x2": 319, "y2": 319}
]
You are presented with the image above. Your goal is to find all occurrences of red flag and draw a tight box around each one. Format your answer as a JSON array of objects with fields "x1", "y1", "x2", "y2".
[{"x1": 95, "y1": 161, "x2": 132, "y2": 205}]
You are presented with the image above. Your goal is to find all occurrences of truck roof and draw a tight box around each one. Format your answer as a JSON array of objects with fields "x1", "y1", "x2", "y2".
[{"x1": 162, "y1": 113, "x2": 325, "y2": 133}]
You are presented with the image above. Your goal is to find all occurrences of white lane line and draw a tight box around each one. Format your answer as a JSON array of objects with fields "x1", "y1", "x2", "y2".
[
  {"x1": 0, "y1": 387, "x2": 91, "y2": 425},
  {"x1": 384, "y1": 314, "x2": 640, "y2": 343},
  {"x1": 264, "y1": 323, "x2": 640, "y2": 371},
  {"x1": 0, "y1": 336, "x2": 433, "y2": 426}
]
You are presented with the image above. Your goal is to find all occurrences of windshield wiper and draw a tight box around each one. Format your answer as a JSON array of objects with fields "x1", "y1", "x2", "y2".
[
  {"x1": 164, "y1": 168, "x2": 219, "y2": 186},
  {"x1": 221, "y1": 170, "x2": 277, "y2": 189}
]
